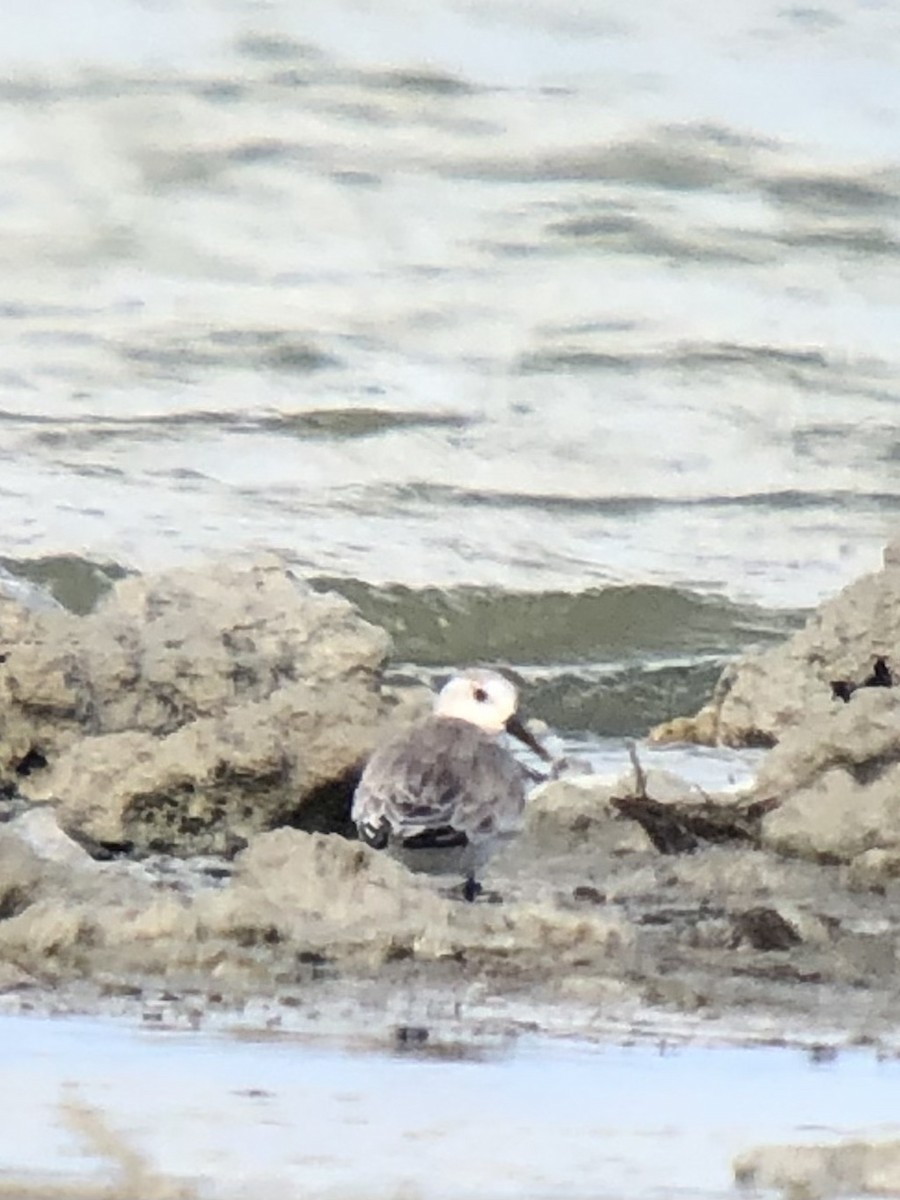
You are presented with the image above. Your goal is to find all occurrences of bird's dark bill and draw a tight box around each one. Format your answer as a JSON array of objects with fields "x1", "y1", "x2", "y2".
[{"x1": 505, "y1": 714, "x2": 553, "y2": 763}]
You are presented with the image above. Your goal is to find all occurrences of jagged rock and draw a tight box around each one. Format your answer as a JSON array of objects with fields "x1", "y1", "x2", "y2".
[
  {"x1": 758, "y1": 689, "x2": 900, "y2": 863},
  {"x1": 647, "y1": 705, "x2": 719, "y2": 746},
  {"x1": 0, "y1": 826, "x2": 54, "y2": 916},
  {"x1": 644, "y1": 544, "x2": 900, "y2": 869},
  {"x1": 847, "y1": 848, "x2": 900, "y2": 891},
  {"x1": 0, "y1": 825, "x2": 634, "y2": 990},
  {"x1": 651, "y1": 542, "x2": 900, "y2": 747},
  {"x1": 729, "y1": 907, "x2": 802, "y2": 951},
  {"x1": 0, "y1": 962, "x2": 36, "y2": 991},
  {"x1": 0, "y1": 556, "x2": 419, "y2": 855},
  {"x1": 1, "y1": 555, "x2": 389, "y2": 762},
  {"x1": 521, "y1": 768, "x2": 722, "y2": 857},
  {"x1": 215, "y1": 828, "x2": 452, "y2": 958},
  {"x1": 520, "y1": 774, "x2": 653, "y2": 855},
  {"x1": 40, "y1": 680, "x2": 393, "y2": 854}
]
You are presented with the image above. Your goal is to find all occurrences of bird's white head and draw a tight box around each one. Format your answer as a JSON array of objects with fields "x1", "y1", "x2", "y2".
[
  {"x1": 434, "y1": 668, "x2": 519, "y2": 734},
  {"x1": 433, "y1": 669, "x2": 553, "y2": 763}
]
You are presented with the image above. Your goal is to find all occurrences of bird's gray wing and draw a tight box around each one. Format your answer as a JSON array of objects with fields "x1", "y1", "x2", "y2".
[{"x1": 352, "y1": 718, "x2": 528, "y2": 843}]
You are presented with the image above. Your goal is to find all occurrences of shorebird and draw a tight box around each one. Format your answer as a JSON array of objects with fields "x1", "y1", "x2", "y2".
[{"x1": 352, "y1": 668, "x2": 553, "y2": 900}]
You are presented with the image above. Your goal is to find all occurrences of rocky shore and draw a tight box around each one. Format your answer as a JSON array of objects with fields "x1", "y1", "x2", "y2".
[{"x1": 2, "y1": 550, "x2": 900, "y2": 1054}]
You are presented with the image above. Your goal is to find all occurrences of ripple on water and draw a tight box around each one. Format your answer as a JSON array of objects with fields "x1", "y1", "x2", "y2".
[{"x1": 0, "y1": 0, "x2": 899, "y2": 619}]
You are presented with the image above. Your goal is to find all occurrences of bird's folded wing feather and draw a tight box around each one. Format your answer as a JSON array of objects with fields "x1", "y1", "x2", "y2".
[{"x1": 353, "y1": 718, "x2": 528, "y2": 839}]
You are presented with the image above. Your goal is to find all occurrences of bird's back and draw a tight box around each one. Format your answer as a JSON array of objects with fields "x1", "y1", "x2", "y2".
[{"x1": 352, "y1": 715, "x2": 528, "y2": 846}]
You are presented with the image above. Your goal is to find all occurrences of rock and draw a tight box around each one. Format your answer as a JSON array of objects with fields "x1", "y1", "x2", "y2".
[
  {"x1": 729, "y1": 906, "x2": 802, "y2": 951},
  {"x1": 846, "y1": 848, "x2": 900, "y2": 891},
  {"x1": 516, "y1": 767, "x2": 764, "y2": 863},
  {"x1": 630, "y1": 768, "x2": 711, "y2": 806},
  {"x1": 829, "y1": 655, "x2": 893, "y2": 703},
  {"x1": 0, "y1": 823, "x2": 139, "y2": 982},
  {"x1": 38, "y1": 678, "x2": 393, "y2": 855},
  {"x1": 734, "y1": 1138, "x2": 900, "y2": 1198},
  {"x1": 519, "y1": 774, "x2": 653, "y2": 856},
  {"x1": 0, "y1": 827, "x2": 55, "y2": 917},
  {"x1": 0, "y1": 556, "x2": 412, "y2": 855},
  {"x1": 0, "y1": 822, "x2": 174, "y2": 982},
  {"x1": 2, "y1": 555, "x2": 389, "y2": 759},
  {"x1": 647, "y1": 705, "x2": 719, "y2": 746},
  {"x1": 759, "y1": 689, "x2": 900, "y2": 863},
  {"x1": 0, "y1": 961, "x2": 37, "y2": 991},
  {"x1": 211, "y1": 827, "x2": 453, "y2": 962},
  {"x1": 217, "y1": 829, "x2": 634, "y2": 975},
  {"x1": 652, "y1": 548, "x2": 900, "y2": 747},
  {"x1": 0, "y1": 605, "x2": 95, "y2": 777},
  {"x1": 7, "y1": 807, "x2": 96, "y2": 868}
]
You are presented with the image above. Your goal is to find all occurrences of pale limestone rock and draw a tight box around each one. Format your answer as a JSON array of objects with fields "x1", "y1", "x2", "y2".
[
  {"x1": 847, "y1": 848, "x2": 900, "y2": 890},
  {"x1": 39, "y1": 678, "x2": 392, "y2": 854},
  {"x1": 648, "y1": 705, "x2": 719, "y2": 745},
  {"x1": 220, "y1": 828, "x2": 452, "y2": 955},
  {"x1": 654, "y1": 550, "x2": 900, "y2": 747},
  {"x1": 0, "y1": 556, "x2": 408, "y2": 855},
  {"x1": 214, "y1": 828, "x2": 634, "y2": 974},
  {"x1": 759, "y1": 690, "x2": 900, "y2": 863},
  {"x1": 524, "y1": 775, "x2": 640, "y2": 849},
  {"x1": 521, "y1": 770, "x2": 704, "y2": 856}
]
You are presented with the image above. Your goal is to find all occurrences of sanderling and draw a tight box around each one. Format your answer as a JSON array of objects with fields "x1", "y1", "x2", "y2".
[{"x1": 352, "y1": 667, "x2": 553, "y2": 901}]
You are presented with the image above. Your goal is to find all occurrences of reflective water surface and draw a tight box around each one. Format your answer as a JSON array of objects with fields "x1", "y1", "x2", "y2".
[{"x1": 1, "y1": 1012, "x2": 899, "y2": 1198}]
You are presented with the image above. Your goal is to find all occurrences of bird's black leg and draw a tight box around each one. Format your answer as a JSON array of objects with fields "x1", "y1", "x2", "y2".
[{"x1": 462, "y1": 875, "x2": 482, "y2": 903}]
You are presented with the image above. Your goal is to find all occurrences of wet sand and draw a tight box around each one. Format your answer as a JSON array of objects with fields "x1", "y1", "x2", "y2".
[{"x1": 3, "y1": 1011, "x2": 900, "y2": 1200}]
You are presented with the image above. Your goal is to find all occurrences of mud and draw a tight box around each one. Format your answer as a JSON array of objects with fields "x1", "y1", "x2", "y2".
[{"x1": 1, "y1": 773, "x2": 900, "y2": 1052}]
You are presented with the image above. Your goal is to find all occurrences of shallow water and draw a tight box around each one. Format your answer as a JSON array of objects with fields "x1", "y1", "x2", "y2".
[
  {"x1": 1, "y1": 1013, "x2": 899, "y2": 1199},
  {"x1": 571, "y1": 735, "x2": 765, "y2": 793}
]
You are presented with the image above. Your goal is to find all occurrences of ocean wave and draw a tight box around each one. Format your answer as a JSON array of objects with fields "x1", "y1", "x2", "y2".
[
  {"x1": 314, "y1": 578, "x2": 803, "y2": 736},
  {"x1": 315, "y1": 577, "x2": 801, "y2": 661}
]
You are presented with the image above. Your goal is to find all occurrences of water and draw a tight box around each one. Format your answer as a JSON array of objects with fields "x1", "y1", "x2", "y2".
[
  {"x1": 2, "y1": 0, "x2": 899, "y2": 736},
  {"x1": 0, "y1": 1012, "x2": 898, "y2": 1198}
]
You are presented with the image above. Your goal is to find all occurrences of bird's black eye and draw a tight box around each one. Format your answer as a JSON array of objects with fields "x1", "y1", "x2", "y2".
[{"x1": 473, "y1": 687, "x2": 488, "y2": 703}]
